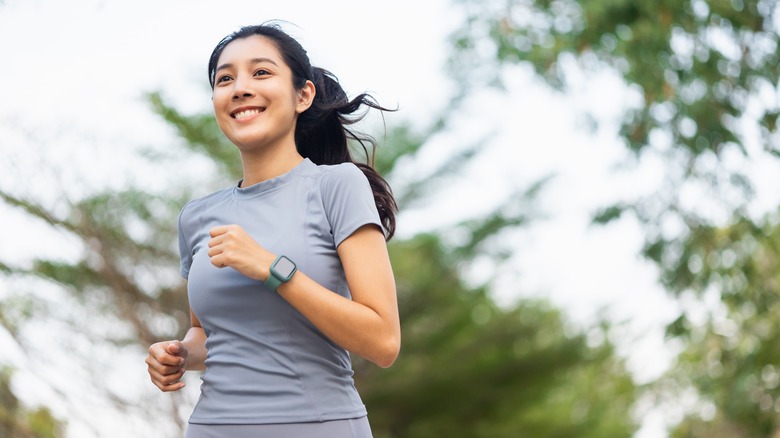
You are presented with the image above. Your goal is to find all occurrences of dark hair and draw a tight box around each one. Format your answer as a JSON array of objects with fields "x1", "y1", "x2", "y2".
[{"x1": 208, "y1": 23, "x2": 397, "y2": 240}]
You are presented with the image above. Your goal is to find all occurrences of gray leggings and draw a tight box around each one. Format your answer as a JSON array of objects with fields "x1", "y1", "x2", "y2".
[{"x1": 184, "y1": 416, "x2": 373, "y2": 438}]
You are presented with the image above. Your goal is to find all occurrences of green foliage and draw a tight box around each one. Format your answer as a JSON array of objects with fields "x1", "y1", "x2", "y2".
[
  {"x1": 148, "y1": 92, "x2": 243, "y2": 180},
  {"x1": 346, "y1": 117, "x2": 637, "y2": 435},
  {"x1": 0, "y1": 188, "x2": 190, "y2": 346},
  {"x1": 153, "y1": 94, "x2": 638, "y2": 436},
  {"x1": 463, "y1": 0, "x2": 775, "y2": 140},
  {"x1": 370, "y1": 123, "x2": 424, "y2": 177},
  {"x1": 450, "y1": 0, "x2": 778, "y2": 205},
  {"x1": 448, "y1": 0, "x2": 780, "y2": 434},
  {"x1": 0, "y1": 21, "x2": 640, "y2": 436},
  {"x1": 0, "y1": 368, "x2": 63, "y2": 438},
  {"x1": 0, "y1": 294, "x2": 44, "y2": 339},
  {"x1": 657, "y1": 212, "x2": 780, "y2": 436},
  {"x1": 357, "y1": 234, "x2": 637, "y2": 437}
]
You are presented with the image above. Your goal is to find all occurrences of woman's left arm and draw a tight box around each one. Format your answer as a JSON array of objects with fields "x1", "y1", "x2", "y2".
[
  {"x1": 208, "y1": 223, "x2": 400, "y2": 367},
  {"x1": 278, "y1": 224, "x2": 400, "y2": 367}
]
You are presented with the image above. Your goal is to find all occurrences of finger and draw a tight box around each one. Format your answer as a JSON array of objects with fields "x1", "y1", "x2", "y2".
[
  {"x1": 210, "y1": 254, "x2": 227, "y2": 268},
  {"x1": 207, "y1": 234, "x2": 223, "y2": 248},
  {"x1": 207, "y1": 245, "x2": 223, "y2": 257},
  {"x1": 157, "y1": 367, "x2": 185, "y2": 385},
  {"x1": 147, "y1": 363, "x2": 180, "y2": 382},
  {"x1": 146, "y1": 357, "x2": 185, "y2": 379},
  {"x1": 145, "y1": 352, "x2": 166, "y2": 370},
  {"x1": 163, "y1": 344, "x2": 187, "y2": 367},
  {"x1": 159, "y1": 381, "x2": 186, "y2": 392},
  {"x1": 209, "y1": 225, "x2": 231, "y2": 238},
  {"x1": 146, "y1": 356, "x2": 183, "y2": 375},
  {"x1": 148, "y1": 366, "x2": 171, "y2": 383},
  {"x1": 150, "y1": 350, "x2": 186, "y2": 367},
  {"x1": 149, "y1": 341, "x2": 179, "y2": 360},
  {"x1": 153, "y1": 371, "x2": 186, "y2": 392}
]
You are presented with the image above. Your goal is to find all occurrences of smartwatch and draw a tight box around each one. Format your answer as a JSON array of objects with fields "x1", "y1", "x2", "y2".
[{"x1": 264, "y1": 255, "x2": 297, "y2": 292}]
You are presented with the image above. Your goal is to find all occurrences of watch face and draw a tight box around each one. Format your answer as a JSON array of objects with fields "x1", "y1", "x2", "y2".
[{"x1": 274, "y1": 256, "x2": 296, "y2": 278}]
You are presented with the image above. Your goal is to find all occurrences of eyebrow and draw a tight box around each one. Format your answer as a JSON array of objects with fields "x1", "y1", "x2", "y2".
[{"x1": 215, "y1": 57, "x2": 280, "y2": 73}]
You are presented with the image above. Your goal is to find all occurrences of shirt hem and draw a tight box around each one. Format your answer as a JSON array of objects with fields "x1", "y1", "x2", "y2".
[{"x1": 187, "y1": 409, "x2": 368, "y2": 425}]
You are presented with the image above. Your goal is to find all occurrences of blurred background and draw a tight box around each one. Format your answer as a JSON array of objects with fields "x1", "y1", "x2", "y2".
[{"x1": 1, "y1": 0, "x2": 779, "y2": 437}]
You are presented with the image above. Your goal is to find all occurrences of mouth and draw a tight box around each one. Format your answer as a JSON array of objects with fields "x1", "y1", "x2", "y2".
[{"x1": 230, "y1": 107, "x2": 265, "y2": 120}]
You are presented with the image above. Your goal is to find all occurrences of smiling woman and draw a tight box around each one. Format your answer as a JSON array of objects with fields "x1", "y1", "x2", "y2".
[
  {"x1": 211, "y1": 38, "x2": 308, "y2": 157},
  {"x1": 144, "y1": 23, "x2": 400, "y2": 438}
]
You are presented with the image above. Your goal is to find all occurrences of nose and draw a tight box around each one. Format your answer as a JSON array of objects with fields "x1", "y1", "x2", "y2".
[
  {"x1": 232, "y1": 90, "x2": 253, "y2": 100},
  {"x1": 231, "y1": 77, "x2": 254, "y2": 100}
]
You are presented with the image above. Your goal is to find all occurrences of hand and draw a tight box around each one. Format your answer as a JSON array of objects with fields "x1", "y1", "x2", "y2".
[
  {"x1": 207, "y1": 224, "x2": 274, "y2": 281},
  {"x1": 146, "y1": 341, "x2": 188, "y2": 392}
]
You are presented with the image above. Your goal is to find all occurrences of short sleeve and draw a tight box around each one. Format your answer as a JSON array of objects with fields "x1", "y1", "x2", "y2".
[
  {"x1": 320, "y1": 163, "x2": 382, "y2": 247},
  {"x1": 178, "y1": 204, "x2": 193, "y2": 279}
]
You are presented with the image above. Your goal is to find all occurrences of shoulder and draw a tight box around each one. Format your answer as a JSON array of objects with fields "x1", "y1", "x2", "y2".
[
  {"x1": 180, "y1": 187, "x2": 233, "y2": 220},
  {"x1": 316, "y1": 162, "x2": 369, "y2": 190},
  {"x1": 314, "y1": 162, "x2": 374, "y2": 206}
]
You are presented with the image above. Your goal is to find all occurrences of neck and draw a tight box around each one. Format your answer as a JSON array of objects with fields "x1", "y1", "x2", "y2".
[{"x1": 239, "y1": 143, "x2": 304, "y2": 187}]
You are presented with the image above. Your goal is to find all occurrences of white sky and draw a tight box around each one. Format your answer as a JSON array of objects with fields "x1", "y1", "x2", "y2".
[{"x1": 0, "y1": 0, "x2": 744, "y2": 436}]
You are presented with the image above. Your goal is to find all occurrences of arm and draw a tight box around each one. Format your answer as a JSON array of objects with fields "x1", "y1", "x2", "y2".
[
  {"x1": 278, "y1": 225, "x2": 400, "y2": 367},
  {"x1": 208, "y1": 224, "x2": 401, "y2": 367},
  {"x1": 146, "y1": 307, "x2": 208, "y2": 391},
  {"x1": 181, "y1": 310, "x2": 208, "y2": 371}
]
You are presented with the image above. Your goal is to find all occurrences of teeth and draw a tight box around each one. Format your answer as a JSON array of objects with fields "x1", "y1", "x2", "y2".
[{"x1": 234, "y1": 109, "x2": 261, "y2": 120}]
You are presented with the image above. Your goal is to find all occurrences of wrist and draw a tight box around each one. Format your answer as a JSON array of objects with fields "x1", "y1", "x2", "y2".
[{"x1": 264, "y1": 255, "x2": 297, "y2": 292}]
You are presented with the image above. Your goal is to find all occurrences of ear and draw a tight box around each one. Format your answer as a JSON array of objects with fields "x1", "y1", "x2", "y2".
[{"x1": 295, "y1": 80, "x2": 316, "y2": 114}]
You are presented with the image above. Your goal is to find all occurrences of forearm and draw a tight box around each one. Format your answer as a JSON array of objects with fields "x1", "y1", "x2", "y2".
[
  {"x1": 181, "y1": 326, "x2": 208, "y2": 371},
  {"x1": 277, "y1": 272, "x2": 400, "y2": 368},
  {"x1": 207, "y1": 224, "x2": 400, "y2": 367}
]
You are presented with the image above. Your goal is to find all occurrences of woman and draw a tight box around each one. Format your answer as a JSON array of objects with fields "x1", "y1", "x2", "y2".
[{"x1": 145, "y1": 23, "x2": 400, "y2": 438}]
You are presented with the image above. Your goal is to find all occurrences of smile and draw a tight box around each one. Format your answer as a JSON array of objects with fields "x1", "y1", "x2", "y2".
[{"x1": 231, "y1": 108, "x2": 265, "y2": 120}]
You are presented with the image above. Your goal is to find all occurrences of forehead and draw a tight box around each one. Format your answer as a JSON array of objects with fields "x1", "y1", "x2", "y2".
[{"x1": 217, "y1": 35, "x2": 286, "y2": 67}]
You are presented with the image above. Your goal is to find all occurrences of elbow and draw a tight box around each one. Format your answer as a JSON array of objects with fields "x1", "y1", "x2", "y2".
[{"x1": 373, "y1": 335, "x2": 401, "y2": 369}]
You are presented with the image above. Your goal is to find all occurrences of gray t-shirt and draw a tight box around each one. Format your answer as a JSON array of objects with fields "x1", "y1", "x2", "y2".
[{"x1": 178, "y1": 158, "x2": 381, "y2": 424}]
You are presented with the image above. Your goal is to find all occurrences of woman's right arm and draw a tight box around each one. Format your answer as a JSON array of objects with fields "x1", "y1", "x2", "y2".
[
  {"x1": 181, "y1": 310, "x2": 207, "y2": 371},
  {"x1": 146, "y1": 309, "x2": 207, "y2": 392}
]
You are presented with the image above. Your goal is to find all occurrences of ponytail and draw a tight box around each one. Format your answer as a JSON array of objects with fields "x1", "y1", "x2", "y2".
[
  {"x1": 209, "y1": 24, "x2": 398, "y2": 240},
  {"x1": 296, "y1": 68, "x2": 397, "y2": 240}
]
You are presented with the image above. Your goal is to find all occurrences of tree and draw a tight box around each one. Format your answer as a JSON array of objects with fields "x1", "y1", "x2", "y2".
[
  {"x1": 448, "y1": 0, "x2": 780, "y2": 434},
  {"x1": 0, "y1": 87, "x2": 641, "y2": 436},
  {"x1": 360, "y1": 234, "x2": 637, "y2": 437},
  {"x1": 153, "y1": 92, "x2": 642, "y2": 437},
  {"x1": 0, "y1": 1, "x2": 662, "y2": 430},
  {"x1": 0, "y1": 367, "x2": 62, "y2": 438}
]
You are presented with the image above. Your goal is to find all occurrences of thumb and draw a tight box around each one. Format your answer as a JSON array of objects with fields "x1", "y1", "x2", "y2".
[{"x1": 165, "y1": 341, "x2": 184, "y2": 356}]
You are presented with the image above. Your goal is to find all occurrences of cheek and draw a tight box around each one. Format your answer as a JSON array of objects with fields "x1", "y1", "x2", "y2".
[
  {"x1": 212, "y1": 92, "x2": 231, "y2": 130},
  {"x1": 215, "y1": 115, "x2": 230, "y2": 138},
  {"x1": 212, "y1": 90, "x2": 226, "y2": 112}
]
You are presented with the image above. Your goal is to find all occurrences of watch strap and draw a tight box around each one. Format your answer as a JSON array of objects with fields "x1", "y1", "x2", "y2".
[{"x1": 264, "y1": 271, "x2": 284, "y2": 292}]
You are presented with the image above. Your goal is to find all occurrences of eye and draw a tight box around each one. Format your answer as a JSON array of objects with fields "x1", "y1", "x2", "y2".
[
  {"x1": 216, "y1": 75, "x2": 233, "y2": 84},
  {"x1": 254, "y1": 69, "x2": 270, "y2": 77}
]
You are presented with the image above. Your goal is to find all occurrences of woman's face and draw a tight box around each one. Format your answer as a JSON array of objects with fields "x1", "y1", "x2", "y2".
[{"x1": 212, "y1": 36, "x2": 313, "y2": 152}]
